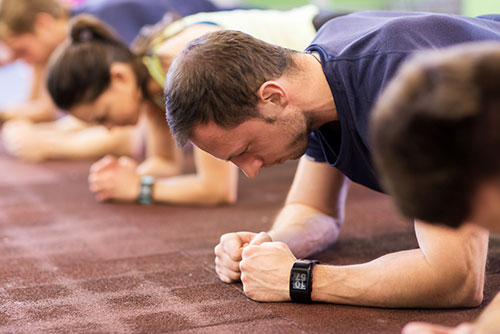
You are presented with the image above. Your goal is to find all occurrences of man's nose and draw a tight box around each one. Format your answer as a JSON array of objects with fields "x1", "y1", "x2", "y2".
[{"x1": 232, "y1": 156, "x2": 264, "y2": 178}]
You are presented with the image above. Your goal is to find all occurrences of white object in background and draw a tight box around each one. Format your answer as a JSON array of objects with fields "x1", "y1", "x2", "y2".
[
  {"x1": 0, "y1": 61, "x2": 32, "y2": 109},
  {"x1": 0, "y1": 41, "x2": 13, "y2": 65},
  {"x1": 210, "y1": 0, "x2": 241, "y2": 8}
]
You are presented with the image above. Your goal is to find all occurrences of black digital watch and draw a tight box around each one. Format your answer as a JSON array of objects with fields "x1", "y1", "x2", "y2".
[{"x1": 289, "y1": 259, "x2": 319, "y2": 303}]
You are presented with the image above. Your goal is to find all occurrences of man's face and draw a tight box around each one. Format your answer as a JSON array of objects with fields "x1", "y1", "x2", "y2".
[
  {"x1": 190, "y1": 112, "x2": 310, "y2": 178},
  {"x1": 3, "y1": 33, "x2": 52, "y2": 64}
]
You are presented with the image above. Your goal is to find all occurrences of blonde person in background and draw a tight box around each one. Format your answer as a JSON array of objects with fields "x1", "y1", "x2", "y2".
[
  {"x1": 45, "y1": 6, "x2": 343, "y2": 206},
  {"x1": 0, "y1": 0, "x2": 218, "y2": 162}
]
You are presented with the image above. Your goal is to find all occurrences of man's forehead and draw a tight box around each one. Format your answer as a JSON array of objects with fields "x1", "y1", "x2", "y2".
[
  {"x1": 191, "y1": 123, "x2": 231, "y2": 148},
  {"x1": 192, "y1": 122, "x2": 227, "y2": 139},
  {"x1": 192, "y1": 118, "x2": 262, "y2": 139},
  {"x1": 190, "y1": 122, "x2": 243, "y2": 158}
]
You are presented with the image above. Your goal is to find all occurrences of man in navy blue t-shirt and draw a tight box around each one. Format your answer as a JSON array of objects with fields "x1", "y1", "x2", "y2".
[{"x1": 165, "y1": 12, "x2": 500, "y2": 309}]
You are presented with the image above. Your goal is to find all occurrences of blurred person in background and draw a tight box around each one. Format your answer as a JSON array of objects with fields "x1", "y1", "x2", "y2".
[
  {"x1": 0, "y1": 0, "x2": 218, "y2": 122},
  {"x1": 371, "y1": 42, "x2": 500, "y2": 334},
  {"x1": 44, "y1": 5, "x2": 342, "y2": 206},
  {"x1": 0, "y1": 0, "x2": 219, "y2": 165}
]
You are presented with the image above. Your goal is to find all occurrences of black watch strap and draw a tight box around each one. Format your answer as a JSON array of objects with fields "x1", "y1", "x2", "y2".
[{"x1": 289, "y1": 259, "x2": 319, "y2": 303}]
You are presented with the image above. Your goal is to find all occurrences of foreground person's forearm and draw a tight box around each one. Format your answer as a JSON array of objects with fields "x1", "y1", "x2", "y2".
[{"x1": 311, "y1": 224, "x2": 488, "y2": 308}]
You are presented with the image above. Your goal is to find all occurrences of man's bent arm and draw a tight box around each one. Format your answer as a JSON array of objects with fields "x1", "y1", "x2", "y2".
[
  {"x1": 311, "y1": 221, "x2": 488, "y2": 307},
  {"x1": 265, "y1": 157, "x2": 488, "y2": 307},
  {"x1": 268, "y1": 157, "x2": 349, "y2": 257}
]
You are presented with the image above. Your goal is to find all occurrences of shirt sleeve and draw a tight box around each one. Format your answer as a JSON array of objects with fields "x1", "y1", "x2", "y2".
[{"x1": 305, "y1": 131, "x2": 327, "y2": 162}]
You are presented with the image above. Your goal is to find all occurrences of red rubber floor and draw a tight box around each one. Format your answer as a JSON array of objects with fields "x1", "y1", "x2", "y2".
[{"x1": 0, "y1": 139, "x2": 498, "y2": 334}]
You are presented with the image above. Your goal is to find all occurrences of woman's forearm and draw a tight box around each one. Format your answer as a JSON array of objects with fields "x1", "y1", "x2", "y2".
[{"x1": 151, "y1": 169, "x2": 238, "y2": 206}]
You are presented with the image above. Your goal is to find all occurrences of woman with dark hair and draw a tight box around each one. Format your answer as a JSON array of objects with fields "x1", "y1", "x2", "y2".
[
  {"x1": 44, "y1": 5, "x2": 330, "y2": 206},
  {"x1": 0, "y1": 0, "x2": 219, "y2": 163}
]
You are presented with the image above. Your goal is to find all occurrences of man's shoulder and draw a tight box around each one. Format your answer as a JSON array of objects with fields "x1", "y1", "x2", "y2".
[
  {"x1": 309, "y1": 12, "x2": 420, "y2": 55},
  {"x1": 309, "y1": 11, "x2": 492, "y2": 60},
  {"x1": 317, "y1": 11, "x2": 468, "y2": 31}
]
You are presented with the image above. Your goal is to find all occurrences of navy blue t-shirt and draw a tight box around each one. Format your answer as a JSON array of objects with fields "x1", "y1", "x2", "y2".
[
  {"x1": 305, "y1": 11, "x2": 500, "y2": 192},
  {"x1": 71, "y1": 0, "x2": 219, "y2": 45}
]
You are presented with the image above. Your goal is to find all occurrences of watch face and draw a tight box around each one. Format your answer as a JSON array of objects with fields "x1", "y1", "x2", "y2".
[{"x1": 291, "y1": 271, "x2": 308, "y2": 291}]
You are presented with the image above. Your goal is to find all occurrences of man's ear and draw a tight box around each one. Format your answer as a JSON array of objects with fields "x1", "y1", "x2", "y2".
[
  {"x1": 257, "y1": 81, "x2": 288, "y2": 108},
  {"x1": 110, "y1": 63, "x2": 134, "y2": 84}
]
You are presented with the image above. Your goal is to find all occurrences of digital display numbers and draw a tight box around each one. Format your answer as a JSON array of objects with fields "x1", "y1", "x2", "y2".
[{"x1": 291, "y1": 271, "x2": 308, "y2": 290}]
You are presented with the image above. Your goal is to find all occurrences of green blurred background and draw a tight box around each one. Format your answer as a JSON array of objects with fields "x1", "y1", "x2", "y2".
[{"x1": 241, "y1": 0, "x2": 499, "y2": 16}]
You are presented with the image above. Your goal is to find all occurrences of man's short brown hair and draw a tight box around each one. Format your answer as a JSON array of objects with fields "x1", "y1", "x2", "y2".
[
  {"x1": 0, "y1": 0, "x2": 67, "y2": 39},
  {"x1": 371, "y1": 42, "x2": 500, "y2": 227},
  {"x1": 164, "y1": 30, "x2": 298, "y2": 147}
]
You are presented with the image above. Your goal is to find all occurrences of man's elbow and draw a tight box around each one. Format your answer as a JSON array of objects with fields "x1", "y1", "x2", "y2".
[
  {"x1": 427, "y1": 224, "x2": 488, "y2": 308},
  {"x1": 436, "y1": 255, "x2": 485, "y2": 308},
  {"x1": 453, "y1": 269, "x2": 484, "y2": 307},
  {"x1": 452, "y1": 227, "x2": 488, "y2": 307}
]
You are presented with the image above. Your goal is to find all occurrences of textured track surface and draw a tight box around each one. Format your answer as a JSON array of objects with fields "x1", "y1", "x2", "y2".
[{"x1": 0, "y1": 138, "x2": 499, "y2": 334}]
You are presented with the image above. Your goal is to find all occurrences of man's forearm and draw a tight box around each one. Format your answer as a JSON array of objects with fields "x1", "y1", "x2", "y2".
[
  {"x1": 311, "y1": 224, "x2": 488, "y2": 308},
  {"x1": 269, "y1": 203, "x2": 343, "y2": 258},
  {"x1": 312, "y1": 249, "x2": 455, "y2": 307}
]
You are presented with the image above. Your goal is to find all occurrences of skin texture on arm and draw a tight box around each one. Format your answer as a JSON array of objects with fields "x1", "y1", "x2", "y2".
[
  {"x1": 2, "y1": 116, "x2": 137, "y2": 162},
  {"x1": 151, "y1": 146, "x2": 238, "y2": 206},
  {"x1": 269, "y1": 156, "x2": 349, "y2": 258},
  {"x1": 310, "y1": 220, "x2": 487, "y2": 307},
  {"x1": 0, "y1": 64, "x2": 58, "y2": 122}
]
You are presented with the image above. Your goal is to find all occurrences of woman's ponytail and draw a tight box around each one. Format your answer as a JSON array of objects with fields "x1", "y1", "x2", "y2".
[
  {"x1": 47, "y1": 14, "x2": 139, "y2": 111},
  {"x1": 69, "y1": 14, "x2": 123, "y2": 45}
]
